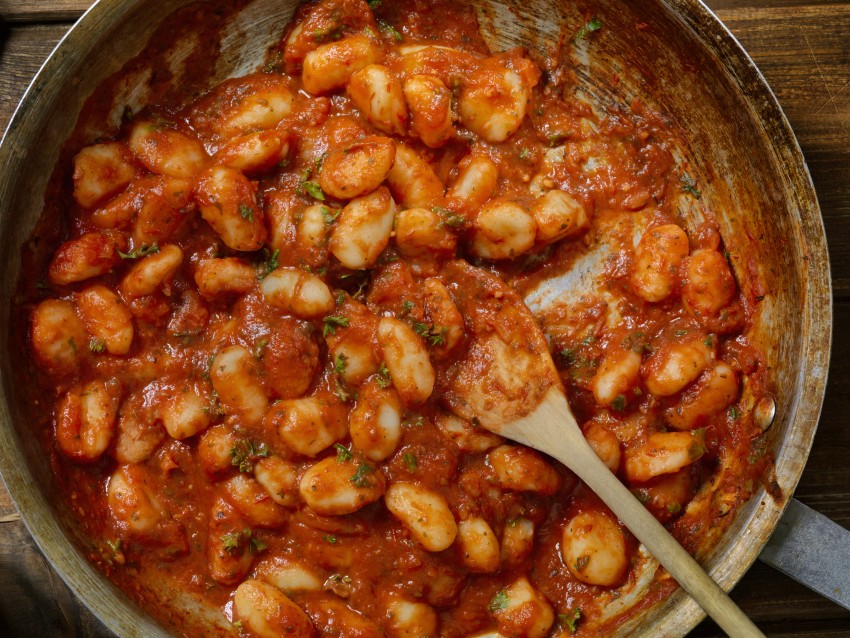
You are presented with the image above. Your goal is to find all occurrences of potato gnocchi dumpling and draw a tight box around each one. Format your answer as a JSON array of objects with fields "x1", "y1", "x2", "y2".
[{"x1": 22, "y1": 0, "x2": 769, "y2": 635}]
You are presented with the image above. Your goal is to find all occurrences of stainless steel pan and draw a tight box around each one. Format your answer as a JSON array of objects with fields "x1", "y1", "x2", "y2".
[{"x1": 0, "y1": 0, "x2": 834, "y2": 636}]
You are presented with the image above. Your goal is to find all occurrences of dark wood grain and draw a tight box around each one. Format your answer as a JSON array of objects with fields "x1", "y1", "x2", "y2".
[
  {"x1": 696, "y1": 5, "x2": 850, "y2": 632},
  {"x1": 0, "y1": 24, "x2": 68, "y2": 130},
  {"x1": 0, "y1": 0, "x2": 91, "y2": 22},
  {"x1": 0, "y1": 1, "x2": 849, "y2": 637},
  {"x1": 710, "y1": 3, "x2": 850, "y2": 300}
]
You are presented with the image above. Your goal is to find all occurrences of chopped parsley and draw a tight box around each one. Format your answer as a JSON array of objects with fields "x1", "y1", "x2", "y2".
[
  {"x1": 547, "y1": 132, "x2": 569, "y2": 147},
  {"x1": 611, "y1": 394, "x2": 627, "y2": 411},
  {"x1": 433, "y1": 205, "x2": 465, "y2": 228},
  {"x1": 674, "y1": 329, "x2": 689, "y2": 337},
  {"x1": 378, "y1": 19, "x2": 403, "y2": 41},
  {"x1": 250, "y1": 536, "x2": 268, "y2": 554},
  {"x1": 350, "y1": 463, "x2": 376, "y2": 488},
  {"x1": 403, "y1": 415, "x2": 425, "y2": 428},
  {"x1": 575, "y1": 17, "x2": 602, "y2": 41},
  {"x1": 221, "y1": 531, "x2": 242, "y2": 553},
  {"x1": 621, "y1": 331, "x2": 646, "y2": 354},
  {"x1": 704, "y1": 334, "x2": 715, "y2": 348},
  {"x1": 558, "y1": 608, "x2": 582, "y2": 633},
  {"x1": 403, "y1": 452, "x2": 418, "y2": 471},
  {"x1": 333, "y1": 377, "x2": 356, "y2": 403},
  {"x1": 560, "y1": 348, "x2": 578, "y2": 366},
  {"x1": 106, "y1": 539, "x2": 122, "y2": 554},
  {"x1": 222, "y1": 529, "x2": 267, "y2": 555},
  {"x1": 67, "y1": 338, "x2": 78, "y2": 353},
  {"x1": 323, "y1": 315, "x2": 350, "y2": 337},
  {"x1": 728, "y1": 405, "x2": 740, "y2": 420},
  {"x1": 302, "y1": 180, "x2": 325, "y2": 201},
  {"x1": 412, "y1": 321, "x2": 446, "y2": 347},
  {"x1": 401, "y1": 300, "x2": 415, "y2": 315},
  {"x1": 322, "y1": 206, "x2": 340, "y2": 224},
  {"x1": 368, "y1": 0, "x2": 381, "y2": 8},
  {"x1": 323, "y1": 534, "x2": 338, "y2": 544},
  {"x1": 376, "y1": 362, "x2": 392, "y2": 388},
  {"x1": 230, "y1": 440, "x2": 269, "y2": 473},
  {"x1": 680, "y1": 174, "x2": 702, "y2": 199},
  {"x1": 315, "y1": 151, "x2": 328, "y2": 174},
  {"x1": 118, "y1": 243, "x2": 159, "y2": 260},
  {"x1": 335, "y1": 443, "x2": 353, "y2": 463},
  {"x1": 253, "y1": 337, "x2": 269, "y2": 359},
  {"x1": 488, "y1": 590, "x2": 509, "y2": 613},
  {"x1": 333, "y1": 353, "x2": 348, "y2": 375},
  {"x1": 89, "y1": 338, "x2": 106, "y2": 353},
  {"x1": 574, "y1": 555, "x2": 590, "y2": 572},
  {"x1": 257, "y1": 248, "x2": 280, "y2": 280},
  {"x1": 666, "y1": 502, "x2": 682, "y2": 514},
  {"x1": 238, "y1": 203, "x2": 254, "y2": 222},
  {"x1": 688, "y1": 436, "x2": 706, "y2": 461},
  {"x1": 204, "y1": 390, "x2": 226, "y2": 418},
  {"x1": 313, "y1": 22, "x2": 343, "y2": 43},
  {"x1": 519, "y1": 148, "x2": 531, "y2": 160},
  {"x1": 262, "y1": 51, "x2": 283, "y2": 74}
]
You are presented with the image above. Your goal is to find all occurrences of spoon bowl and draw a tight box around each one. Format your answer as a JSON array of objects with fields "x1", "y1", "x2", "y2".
[{"x1": 440, "y1": 259, "x2": 764, "y2": 638}]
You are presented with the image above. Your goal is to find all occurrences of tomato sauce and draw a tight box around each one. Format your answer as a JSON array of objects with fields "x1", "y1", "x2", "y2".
[{"x1": 13, "y1": 0, "x2": 774, "y2": 636}]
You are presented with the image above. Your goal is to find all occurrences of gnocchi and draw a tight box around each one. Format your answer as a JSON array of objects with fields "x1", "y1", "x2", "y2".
[
  {"x1": 328, "y1": 187, "x2": 396, "y2": 269},
  {"x1": 25, "y1": 1, "x2": 766, "y2": 635},
  {"x1": 384, "y1": 482, "x2": 458, "y2": 552}
]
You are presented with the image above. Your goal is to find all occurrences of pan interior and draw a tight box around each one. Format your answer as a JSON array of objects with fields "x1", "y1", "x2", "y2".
[{"x1": 0, "y1": 0, "x2": 830, "y2": 636}]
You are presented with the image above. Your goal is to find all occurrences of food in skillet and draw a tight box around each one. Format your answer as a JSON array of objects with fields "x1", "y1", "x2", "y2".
[{"x1": 20, "y1": 0, "x2": 773, "y2": 635}]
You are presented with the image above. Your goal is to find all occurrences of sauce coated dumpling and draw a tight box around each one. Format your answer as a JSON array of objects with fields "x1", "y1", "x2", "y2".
[{"x1": 20, "y1": 0, "x2": 767, "y2": 635}]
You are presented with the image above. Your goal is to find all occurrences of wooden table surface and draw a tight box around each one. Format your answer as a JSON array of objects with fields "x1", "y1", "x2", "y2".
[{"x1": 1, "y1": 1, "x2": 849, "y2": 636}]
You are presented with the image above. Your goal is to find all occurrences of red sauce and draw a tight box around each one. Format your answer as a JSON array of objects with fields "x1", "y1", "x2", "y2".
[{"x1": 14, "y1": 0, "x2": 774, "y2": 636}]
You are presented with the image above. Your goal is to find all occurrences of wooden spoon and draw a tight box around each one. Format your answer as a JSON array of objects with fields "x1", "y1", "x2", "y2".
[{"x1": 439, "y1": 260, "x2": 764, "y2": 638}]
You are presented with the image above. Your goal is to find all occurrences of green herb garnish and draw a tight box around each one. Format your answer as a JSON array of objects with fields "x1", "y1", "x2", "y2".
[
  {"x1": 253, "y1": 337, "x2": 269, "y2": 359},
  {"x1": 239, "y1": 203, "x2": 254, "y2": 222},
  {"x1": 378, "y1": 19, "x2": 403, "y2": 41},
  {"x1": 302, "y1": 181, "x2": 325, "y2": 201},
  {"x1": 322, "y1": 206, "x2": 340, "y2": 224},
  {"x1": 333, "y1": 353, "x2": 348, "y2": 375},
  {"x1": 323, "y1": 315, "x2": 350, "y2": 337},
  {"x1": 376, "y1": 362, "x2": 392, "y2": 388},
  {"x1": 680, "y1": 174, "x2": 702, "y2": 199},
  {"x1": 412, "y1": 321, "x2": 446, "y2": 347},
  {"x1": 257, "y1": 248, "x2": 280, "y2": 280},
  {"x1": 488, "y1": 590, "x2": 509, "y2": 612},
  {"x1": 611, "y1": 395, "x2": 627, "y2": 411},
  {"x1": 230, "y1": 440, "x2": 269, "y2": 473},
  {"x1": 575, "y1": 17, "x2": 602, "y2": 41},
  {"x1": 433, "y1": 205, "x2": 464, "y2": 228},
  {"x1": 558, "y1": 608, "x2": 582, "y2": 633},
  {"x1": 403, "y1": 453, "x2": 418, "y2": 471},
  {"x1": 118, "y1": 243, "x2": 159, "y2": 260},
  {"x1": 350, "y1": 463, "x2": 375, "y2": 488},
  {"x1": 335, "y1": 443, "x2": 352, "y2": 463}
]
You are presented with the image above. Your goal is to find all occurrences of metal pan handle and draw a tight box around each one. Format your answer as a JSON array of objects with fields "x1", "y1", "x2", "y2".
[{"x1": 759, "y1": 498, "x2": 850, "y2": 610}]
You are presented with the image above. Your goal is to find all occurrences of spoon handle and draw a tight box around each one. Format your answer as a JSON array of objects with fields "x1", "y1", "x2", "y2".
[{"x1": 502, "y1": 390, "x2": 765, "y2": 638}]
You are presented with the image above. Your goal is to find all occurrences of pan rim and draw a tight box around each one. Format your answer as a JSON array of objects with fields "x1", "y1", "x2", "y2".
[{"x1": 0, "y1": 1, "x2": 833, "y2": 637}]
